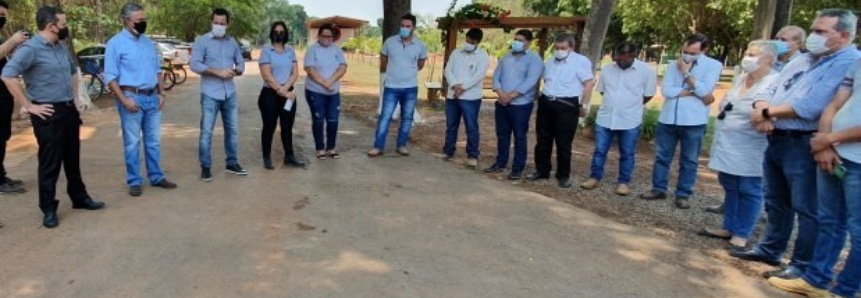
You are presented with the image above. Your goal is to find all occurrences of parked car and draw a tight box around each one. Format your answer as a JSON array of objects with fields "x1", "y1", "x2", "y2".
[
  {"x1": 239, "y1": 40, "x2": 252, "y2": 61},
  {"x1": 155, "y1": 42, "x2": 190, "y2": 65},
  {"x1": 154, "y1": 37, "x2": 192, "y2": 55},
  {"x1": 76, "y1": 45, "x2": 106, "y2": 68}
]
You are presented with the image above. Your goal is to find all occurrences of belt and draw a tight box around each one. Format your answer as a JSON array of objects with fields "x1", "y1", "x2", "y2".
[
  {"x1": 770, "y1": 129, "x2": 816, "y2": 138},
  {"x1": 541, "y1": 95, "x2": 580, "y2": 107},
  {"x1": 120, "y1": 86, "x2": 157, "y2": 96},
  {"x1": 31, "y1": 100, "x2": 74, "y2": 106}
]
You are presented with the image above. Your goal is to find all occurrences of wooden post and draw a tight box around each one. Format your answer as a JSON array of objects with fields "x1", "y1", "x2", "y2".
[
  {"x1": 535, "y1": 28, "x2": 550, "y2": 102},
  {"x1": 441, "y1": 23, "x2": 458, "y2": 100}
]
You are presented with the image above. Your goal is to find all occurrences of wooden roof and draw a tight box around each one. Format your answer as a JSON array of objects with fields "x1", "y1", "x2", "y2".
[
  {"x1": 436, "y1": 16, "x2": 586, "y2": 30},
  {"x1": 307, "y1": 16, "x2": 368, "y2": 29}
]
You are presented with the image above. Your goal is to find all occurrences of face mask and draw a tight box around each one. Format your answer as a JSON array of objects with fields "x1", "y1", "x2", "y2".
[
  {"x1": 554, "y1": 50, "x2": 569, "y2": 60},
  {"x1": 774, "y1": 40, "x2": 790, "y2": 56},
  {"x1": 617, "y1": 60, "x2": 634, "y2": 70},
  {"x1": 319, "y1": 39, "x2": 332, "y2": 47},
  {"x1": 272, "y1": 32, "x2": 286, "y2": 44},
  {"x1": 56, "y1": 26, "x2": 69, "y2": 40},
  {"x1": 133, "y1": 21, "x2": 147, "y2": 35},
  {"x1": 399, "y1": 27, "x2": 411, "y2": 38},
  {"x1": 212, "y1": 24, "x2": 227, "y2": 38},
  {"x1": 463, "y1": 43, "x2": 476, "y2": 52},
  {"x1": 741, "y1": 56, "x2": 761, "y2": 73},
  {"x1": 0, "y1": 17, "x2": 7, "y2": 30},
  {"x1": 512, "y1": 40, "x2": 525, "y2": 52},
  {"x1": 682, "y1": 53, "x2": 699, "y2": 63},
  {"x1": 805, "y1": 33, "x2": 830, "y2": 55}
]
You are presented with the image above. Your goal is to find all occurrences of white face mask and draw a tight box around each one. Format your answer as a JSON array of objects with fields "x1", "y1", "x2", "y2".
[
  {"x1": 805, "y1": 33, "x2": 830, "y2": 55},
  {"x1": 741, "y1": 56, "x2": 761, "y2": 73},
  {"x1": 212, "y1": 24, "x2": 227, "y2": 38},
  {"x1": 554, "y1": 49, "x2": 570, "y2": 60},
  {"x1": 463, "y1": 43, "x2": 477, "y2": 52},
  {"x1": 682, "y1": 53, "x2": 699, "y2": 63}
]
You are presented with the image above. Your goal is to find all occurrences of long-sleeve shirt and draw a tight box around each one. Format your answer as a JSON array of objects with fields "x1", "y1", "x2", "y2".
[
  {"x1": 190, "y1": 33, "x2": 245, "y2": 100},
  {"x1": 755, "y1": 46, "x2": 861, "y2": 131},
  {"x1": 658, "y1": 55, "x2": 722, "y2": 126},
  {"x1": 492, "y1": 50, "x2": 543, "y2": 105},
  {"x1": 443, "y1": 47, "x2": 489, "y2": 100},
  {"x1": 104, "y1": 29, "x2": 161, "y2": 90},
  {"x1": 1, "y1": 34, "x2": 76, "y2": 103}
]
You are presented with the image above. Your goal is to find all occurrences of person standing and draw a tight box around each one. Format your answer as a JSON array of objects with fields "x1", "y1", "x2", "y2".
[
  {"x1": 191, "y1": 8, "x2": 246, "y2": 181},
  {"x1": 731, "y1": 9, "x2": 861, "y2": 280},
  {"x1": 774, "y1": 26, "x2": 807, "y2": 72},
  {"x1": 484, "y1": 29, "x2": 543, "y2": 180},
  {"x1": 304, "y1": 23, "x2": 347, "y2": 160},
  {"x1": 258, "y1": 21, "x2": 304, "y2": 170},
  {"x1": 368, "y1": 13, "x2": 427, "y2": 157},
  {"x1": 0, "y1": 0, "x2": 27, "y2": 195},
  {"x1": 104, "y1": 3, "x2": 177, "y2": 197},
  {"x1": 442, "y1": 28, "x2": 489, "y2": 168},
  {"x1": 527, "y1": 33, "x2": 593, "y2": 188},
  {"x1": 580, "y1": 41, "x2": 656, "y2": 195},
  {"x1": 1, "y1": 6, "x2": 105, "y2": 228},
  {"x1": 639, "y1": 33, "x2": 722, "y2": 210}
]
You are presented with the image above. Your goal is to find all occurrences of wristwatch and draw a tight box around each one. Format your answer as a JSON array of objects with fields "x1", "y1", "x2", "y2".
[
  {"x1": 762, "y1": 108, "x2": 770, "y2": 118},
  {"x1": 683, "y1": 72, "x2": 692, "y2": 79}
]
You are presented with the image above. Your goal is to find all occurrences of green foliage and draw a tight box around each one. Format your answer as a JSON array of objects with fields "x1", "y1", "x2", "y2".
[
  {"x1": 439, "y1": 2, "x2": 514, "y2": 33},
  {"x1": 254, "y1": 0, "x2": 308, "y2": 46},
  {"x1": 639, "y1": 108, "x2": 661, "y2": 140},
  {"x1": 149, "y1": 0, "x2": 266, "y2": 42},
  {"x1": 341, "y1": 35, "x2": 383, "y2": 55}
]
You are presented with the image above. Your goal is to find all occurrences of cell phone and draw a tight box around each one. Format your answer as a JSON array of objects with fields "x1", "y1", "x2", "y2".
[{"x1": 834, "y1": 162, "x2": 847, "y2": 180}]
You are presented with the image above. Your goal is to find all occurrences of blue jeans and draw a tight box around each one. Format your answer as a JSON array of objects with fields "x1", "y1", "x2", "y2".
[
  {"x1": 305, "y1": 90, "x2": 340, "y2": 151},
  {"x1": 651, "y1": 123, "x2": 706, "y2": 198},
  {"x1": 590, "y1": 124, "x2": 639, "y2": 184},
  {"x1": 803, "y1": 160, "x2": 861, "y2": 298},
  {"x1": 117, "y1": 91, "x2": 164, "y2": 186},
  {"x1": 719, "y1": 172, "x2": 763, "y2": 238},
  {"x1": 443, "y1": 99, "x2": 481, "y2": 159},
  {"x1": 373, "y1": 87, "x2": 418, "y2": 150},
  {"x1": 753, "y1": 135, "x2": 819, "y2": 271},
  {"x1": 494, "y1": 102, "x2": 534, "y2": 171},
  {"x1": 199, "y1": 93, "x2": 239, "y2": 169}
]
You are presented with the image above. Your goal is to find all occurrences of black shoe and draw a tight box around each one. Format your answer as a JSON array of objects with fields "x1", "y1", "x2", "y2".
[
  {"x1": 697, "y1": 228, "x2": 732, "y2": 240},
  {"x1": 763, "y1": 267, "x2": 803, "y2": 279},
  {"x1": 557, "y1": 179, "x2": 572, "y2": 188},
  {"x1": 129, "y1": 185, "x2": 142, "y2": 197},
  {"x1": 527, "y1": 172, "x2": 550, "y2": 181},
  {"x1": 264, "y1": 158, "x2": 275, "y2": 170},
  {"x1": 639, "y1": 190, "x2": 667, "y2": 201},
  {"x1": 674, "y1": 197, "x2": 691, "y2": 209},
  {"x1": 0, "y1": 182, "x2": 26, "y2": 194},
  {"x1": 5, "y1": 177, "x2": 23, "y2": 186},
  {"x1": 484, "y1": 164, "x2": 505, "y2": 173},
  {"x1": 728, "y1": 249, "x2": 781, "y2": 266},
  {"x1": 508, "y1": 170, "x2": 523, "y2": 180},
  {"x1": 153, "y1": 179, "x2": 177, "y2": 189},
  {"x1": 201, "y1": 167, "x2": 213, "y2": 182},
  {"x1": 284, "y1": 156, "x2": 306, "y2": 168},
  {"x1": 705, "y1": 204, "x2": 724, "y2": 214},
  {"x1": 72, "y1": 198, "x2": 105, "y2": 210},
  {"x1": 226, "y1": 164, "x2": 248, "y2": 176},
  {"x1": 43, "y1": 211, "x2": 58, "y2": 228}
]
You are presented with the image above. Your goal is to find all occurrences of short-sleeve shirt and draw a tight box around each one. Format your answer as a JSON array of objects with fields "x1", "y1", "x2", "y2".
[
  {"x1": 542, "y1": 52, "x2": 593, "y2": 98},
  {"x1": 258, "y1": 45, "x2": 297, "y2": 88},
  {"x1": 596, "y1": 60, "x2": 657, "y2": 130},
  {"x1": 381, "y1": 35, "x2": 427, "y2": 88},
  {"x1": 833, "y1": 59, "x2": 861, "y2": 164},
  {"x1": 1, "y1": 34, "x2": 76, "y2": 103},
  {"x1": 304, "y1": 42, "x2": 347, "y2": 94}
]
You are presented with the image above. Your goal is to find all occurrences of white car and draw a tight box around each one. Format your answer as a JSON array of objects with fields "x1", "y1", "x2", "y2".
[{"x1": 155, "y1": 42, "x2": 189, "y2": 65}]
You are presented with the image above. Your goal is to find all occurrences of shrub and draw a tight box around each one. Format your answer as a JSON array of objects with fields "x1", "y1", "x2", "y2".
[{"x1": 639, "y1": 108, "x2": 661, "y2": 140}]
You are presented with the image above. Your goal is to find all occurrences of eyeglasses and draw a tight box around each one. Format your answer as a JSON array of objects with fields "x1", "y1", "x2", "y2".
[
  {"x1": 717, "y1": 102, "x2": 733, "y2": 120},
  {"x1": 319, "y1": 35, "x2": 334, "y2": 39},
  {"x1": 783, "y1": 71, "x2": 805, "y2": 91}
]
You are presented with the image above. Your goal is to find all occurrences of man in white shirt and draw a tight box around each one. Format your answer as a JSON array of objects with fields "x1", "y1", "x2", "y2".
[
  {"x1": 581, "y1": 42, "x2": 657, "y2": 195},
  {"x1": 640, "y1": 33, "x2": 722, "y2": 209},
  {"x1": 442, "y1": 28, "x2": 489, "y2": 168},
  {"x1": 526, "y1": 33, "x2": 594, "y2": 188}
]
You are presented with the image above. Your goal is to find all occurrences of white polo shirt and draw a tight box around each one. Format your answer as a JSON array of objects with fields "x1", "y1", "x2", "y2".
[
  {"x1": 596, "y1": 60, "x2": 658, "y2": 130},
  {"x1": 542, "y1": 51, "x2": 593, "y2": 99}
]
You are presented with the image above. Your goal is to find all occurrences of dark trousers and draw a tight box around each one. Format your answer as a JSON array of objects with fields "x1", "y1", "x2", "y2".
[
  {"x1": 258, "y1": 87, "x2": 296, "y2": 159},
  {"x1": 534, "y1": 95, "x2": 580, "y2": 180},
  {"x1": 0, "y1": 96, "x2": 13, "y2": 183},
  {"x1": 31, "y1": 102, "x2": 89, "y2": 212},
  {"x1": 494, "y1": 102, "x2": 534, "y2": 172}
]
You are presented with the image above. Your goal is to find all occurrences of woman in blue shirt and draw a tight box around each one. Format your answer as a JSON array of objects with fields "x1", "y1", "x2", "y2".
[
  {"x1": 304, "y1": 23, "x2": 347, "y2": 160},
  {"x1": 258, "y1": 21, "x2": 304, "y2": 170}
]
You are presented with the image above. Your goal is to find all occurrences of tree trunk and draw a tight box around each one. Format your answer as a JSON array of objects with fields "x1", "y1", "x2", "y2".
[
  {"x1": 581, "y1": 0, "x2": 618, "y2": 70},
  {"x1": 751, "y1": 0, "x2": 777, "y2": 40},
  {"x1": 771, "y1": 0, "x2": 793, "y2": 37},
  {"x1": 382, "y1": 0, "x2": 411, "y2": 39}
]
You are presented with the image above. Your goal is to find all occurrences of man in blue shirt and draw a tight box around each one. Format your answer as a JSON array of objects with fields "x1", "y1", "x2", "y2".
[
  {"x1": 191, "y1": 8, "x2": 246, "y2": 182},
  {"x1": 368, "y1": 13, "x2": 427, "y2": 157},
  {"x1": 732, "y1": 9, "x2": 861, "y2": 282},
  {"x1": 484, "y1": 29, "x2": 543, "y2": 180},
  {"x1": 640, "y1": 33, "x2": 722, "y2": 210},
  {"x1": 105, "y1": 3, "x2": 177, "y2": 197}
]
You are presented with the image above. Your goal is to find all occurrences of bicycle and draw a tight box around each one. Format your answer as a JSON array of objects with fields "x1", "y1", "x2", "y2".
[
  {"x1": 161, "y1": 57, "x2": 177, "y2": 90},
  {"x1": 80, "y1": 56, "x2": 106, "y2": 100}
]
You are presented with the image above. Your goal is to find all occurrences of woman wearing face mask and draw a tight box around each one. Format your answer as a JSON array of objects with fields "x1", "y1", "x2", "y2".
[
  {"x1": 304, "y1": 23, "x2": 347, "y2": 160},
  {"x1": 258, "y1": 21, "x2": 304, "y2": 170},
  {"x1": 697, "y1": 40, "x2": 779, "y2": 249}
]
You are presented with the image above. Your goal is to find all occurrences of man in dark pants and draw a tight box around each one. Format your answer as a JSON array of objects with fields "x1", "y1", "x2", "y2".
[
  {"x1": 0, "y1": 0, "x2": 28, "y2": 195},
  {"x1": 527, "y1": 33, "x2": 594, "y2": 188},
  {"x1": 1, "y1": 6, "x2": 105, "y2": 228}
]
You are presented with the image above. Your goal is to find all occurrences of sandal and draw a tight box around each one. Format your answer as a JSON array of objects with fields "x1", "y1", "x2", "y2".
[
  {"x1": 316, "y1": 151, "x2": 328, "y2": 160},
  {"x1": 327, "y1": 150, "x2": 340, "y2": 159}
]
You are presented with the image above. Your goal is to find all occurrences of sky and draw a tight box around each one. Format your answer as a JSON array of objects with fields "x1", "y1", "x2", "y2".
[{"x1": 290, "y1": 0, "x2": 466, "y2": 26}]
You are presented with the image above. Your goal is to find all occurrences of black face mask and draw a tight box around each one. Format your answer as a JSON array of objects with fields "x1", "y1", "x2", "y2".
[
  {"x1": 617, "y1": 61, "x2": 633, "y2": 70},
  {"x1": 56, "y1": 26, "x2": 69, "y2": 40},
  {"x1": 133, "y1": 21, "x2": 147, "y2": 35},
  {"x1": 271, "y1": 32, "x2": 286, "y2": 44},
  {"x1": 0, "y1": 17, "x2": 7, "y2": 30}
]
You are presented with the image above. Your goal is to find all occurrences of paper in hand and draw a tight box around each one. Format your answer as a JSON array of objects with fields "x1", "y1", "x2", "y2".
[{"x1": 284, "y1": 99, "x2": 294, "y2": 111}]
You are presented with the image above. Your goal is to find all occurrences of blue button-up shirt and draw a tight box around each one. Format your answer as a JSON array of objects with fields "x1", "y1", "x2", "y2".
[
  {"x1": 381, "y1": 35, "x2": 427, "y2": 89},
  {"x1": 1, "y1": 34, "x2": 76, "y2": 102},
  {"x1": 190, "y1": 33, "x2": 245, "y2": 100},
  {"x1": 659, "y1": 55, "x2": 723, "y2": 126},
  {"x1": 492, "y1": 50, "x2": 543, "y2": 105},
  {"x1": 104, "y1": 29, "x2": 161, "y2": 89},
  {"x1": 756, "y1": 46, "x2": 861, "y2": 130},
  {"x1": 258, "y1": 45, "x2": 297, "y2": 88}
]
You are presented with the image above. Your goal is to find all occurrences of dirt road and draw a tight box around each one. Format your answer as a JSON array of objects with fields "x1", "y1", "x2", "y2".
[{"x1": 0, "y1": 62, "x2": 787, "y2": 298}]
